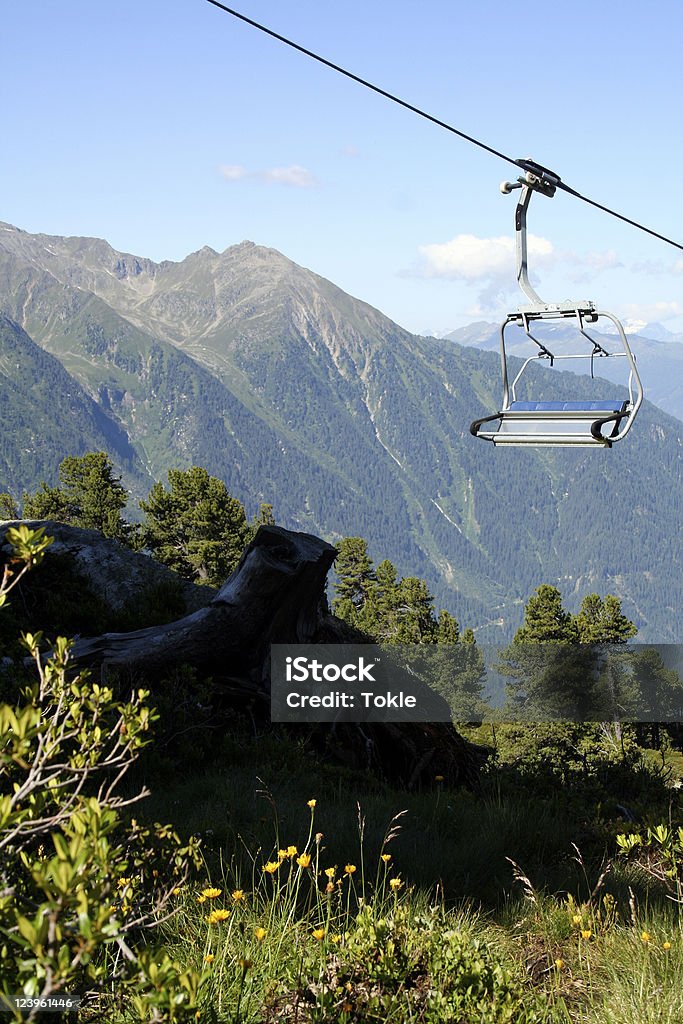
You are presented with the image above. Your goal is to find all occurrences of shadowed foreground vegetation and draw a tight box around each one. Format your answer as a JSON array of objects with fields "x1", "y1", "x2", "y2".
[
  {"x1": 1, "y1": 524, "x2": 682, "y2": 1022},
  {"x1": 125, "y1": 722, "x2": 683, "y2": 1024}
]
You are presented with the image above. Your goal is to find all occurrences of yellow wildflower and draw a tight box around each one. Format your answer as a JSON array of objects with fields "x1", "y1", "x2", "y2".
[
  {"x1": 206, "y1": 909, "x2": 230, "y2": 924},
  {"x1": 297, "y1": 853, "x2": 311, "y2": 868},
  {"x1": 231, "y1": 889, "x2": 245, "y2": 902},
  {"x1": 200, "y1": 887, "x2": 222, "y2": 899},
  {"x1": 286, "y1": 845, "x2": 298, "y2": 858},
  {"x1": 344, "y1": 864, "x2": 357, "y2": 875},
  {"x1": 254, "y1": 926, "x2": 267, "y2": 941},
  {"x1": 331, "y1": 934, "x2": 342, "y2": 944},
  {"x1": 262, "y1": 861, "x2": 280, "y2": 874},
  {"x1": 663, "y1": 941, "x2": 672, "y2": 950},
  {"x1": 389, "y1": 877, "x2": 403, "y2": 891},
  {"x1": 641, "y1": 931, "x2": 651, "y2": 943},
  {"x1": 580, "y1": 929, "x2": 592, "y2": 940},
  {"x1": 324, "y1": 867, "x2": 336, "y2": 879},
  {"x1": 572, "y1": 914, "x2": 582, "y2": 925},
  {"x1": 312, "y1": 927, "x2": 326, "y2": 940},
  {"x1": 117, "y1": 877, "x2": 132, "y2": 888},
  {"x1": 554, "y1": 958, "x2": 564, "y2": 969},
  {"x1": 307, "y1": 799, "x2": 317, "y2": 808},
  {"x1": 277, "y1": 849, "x2": 288, "y2": 860},
  {"x1": 381, "y1": 854, "x2": 392, "y2": 864},
  {"x1": 197, "y1": 895, "x2": 207, "y2": 904},
  {"x1": 204, "y1": 954, "x2": 215, "y2": 963}
]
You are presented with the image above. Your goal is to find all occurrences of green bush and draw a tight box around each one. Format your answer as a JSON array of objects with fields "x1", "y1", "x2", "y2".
[
  {"x1": 0, "y1": 526, "x2": 205, "y2": 1022},
  {"x1": 269, "y1": 901, "x2": 551, "y2": 1023}
]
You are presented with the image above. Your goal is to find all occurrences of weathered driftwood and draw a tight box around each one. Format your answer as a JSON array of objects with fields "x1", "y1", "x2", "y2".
[{"x1": 72, "y1": 524, "x2": 487, "y2": 787}]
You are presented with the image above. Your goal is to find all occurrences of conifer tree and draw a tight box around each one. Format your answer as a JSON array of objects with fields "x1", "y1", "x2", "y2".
[
  {"x1": 332, "y1": 538, "x2": 378, "y2": 633},
  {"x1": 251, "y1": 503, "x2": 275, "y2": 532},
  {"x1": 22, "y1": 452, "x2": 130, "y2": 543},
  {"x1": 392, "y1": 577, "x2": 437, "y2": 643},
  {"x1": 504, "y1": 586, "x2": 639, "y2": 721},
  {"x1": 513, "y1": 584, "x2": 578, "y2": 643},
  {"x1": 366, "y1": 559, "x2": 399, "y2": 641},
  {"x1": 140, "y1": 466, "x2": 250, "y2": 586},
  {"x1": 0, "y1": 492, "x2": 20, "y2": 520},
  {"x1": 437, "y1": 609, "x2": 460, "y2": 644},
  {"x1": 574, "y1": 593, "x2": 637, "y2": 644},
  {"x1": 22, "y1": 484, "x2": 70, "y2": 523}
]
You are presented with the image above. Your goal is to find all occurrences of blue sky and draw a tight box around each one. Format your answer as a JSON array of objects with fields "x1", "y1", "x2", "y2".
[{"x1": 4, "y1": 0, "x2": 683, "y2": 335}]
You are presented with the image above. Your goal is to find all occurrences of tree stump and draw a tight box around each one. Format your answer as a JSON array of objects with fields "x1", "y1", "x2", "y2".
[
  {"x1": 73, "y1": 525, "x2": 337, "y2": 680},
  {"x1": 72, "y1": 524, "x2": 488, "y2": 788}
]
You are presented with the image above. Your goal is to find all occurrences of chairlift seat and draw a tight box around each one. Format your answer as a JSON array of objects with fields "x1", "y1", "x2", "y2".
[
  {"x1": 470, "y1": 399, "x2": 630, "y2": 447},
  {"x1": 469, "y1": 170, "x2": 643, "y2": 448}
]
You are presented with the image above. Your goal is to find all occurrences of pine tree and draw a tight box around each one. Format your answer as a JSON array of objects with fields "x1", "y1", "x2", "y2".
[
  {"x1": 0, "y1": 493, "x2": 20, "y2": 520},
  {"x1": 574, "y1": 593, "x2": 637, "y2": 644},
  {"x1": 504, "y1": 587, "x2": 640, "y2": 721},
  {"x1": 392, "y1": 577, "x2": 437, "y2": 643},
  {"x1": 431, "y1": 614, "x2": 489, "y2": 718},
  {"x1": 504, "y1": 585, "x2": 587, "y2": 718},
  {"x1": 140, "y1": 466, "x2": 251, "y2": 586},
  {"x1": 22, "y1": 484, "x2": 71, "y2": 523},
  {"x1": 513, "y1": 584, "x2": 578, "y2": 643},
  {"x1": 251, "y1": 503, "x2": 275, "y2": 532},
  {"x1": 370, "y1": 559, "x2": 400, "y2": 641},
  {"x1": 332, "y1": 538, "x2": 377, "y2": 633},
  {"x1": 437, "y1": 609, "x2": 460, "y2": 644},
  {"x1": 22, "y1": 452, "x2": 130, "y2": 543}
]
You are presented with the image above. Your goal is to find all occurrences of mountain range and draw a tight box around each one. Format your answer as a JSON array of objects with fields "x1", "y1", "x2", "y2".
[{"x1": 0, "y1": 222, "x2": 681, "y2": 641}]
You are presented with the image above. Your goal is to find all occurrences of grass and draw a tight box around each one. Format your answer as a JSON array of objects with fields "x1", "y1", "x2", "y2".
[{"x1": 108, "y1": 727, "x2": 683, "y2": 1023}]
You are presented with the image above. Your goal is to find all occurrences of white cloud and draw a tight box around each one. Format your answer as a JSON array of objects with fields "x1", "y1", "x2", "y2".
[
  {"x1": 632, "y1": 258, "x2": 668, "y2": 275},
  {"x1": 621, "y1": 300, "x2": 683, "y2": 323},
  {"x1": 219, "y1": 164, "x2": 249, "y2": 181},
  {"x1": 585, "y1": 249, "x2": 622, "y2": 272},
  {"x1": 417, "y1": 233, "x2": 553, "y2": 281},
  {"x1": 567, "y1": 248, "x2": 623, "y2": 284},
  {"x1": 261, "y1": 165, "x2": 318, "y2": 188},
  {"x1": 219, "y1": 163, "x2": 318, "y2": 188}
]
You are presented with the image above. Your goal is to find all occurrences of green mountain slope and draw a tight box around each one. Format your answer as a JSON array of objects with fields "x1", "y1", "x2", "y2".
[
  {"x1": 0, "y1": 223, "x2": 680, "y2": 641},
  {"x1": 0, "y1": 314, "x2": 139, "y2": 496}
]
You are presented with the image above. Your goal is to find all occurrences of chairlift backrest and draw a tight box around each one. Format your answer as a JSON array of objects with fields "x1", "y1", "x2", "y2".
[{"x1": 470, "y1": 168, "x2": 643, "y2": 447}]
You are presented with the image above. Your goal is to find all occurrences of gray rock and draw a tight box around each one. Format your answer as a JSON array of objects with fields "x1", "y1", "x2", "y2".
[{"x1": 0, "y1": 520, "x2": 212, "y2": 613}]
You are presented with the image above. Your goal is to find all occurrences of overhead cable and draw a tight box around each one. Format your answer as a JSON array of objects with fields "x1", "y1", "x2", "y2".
[{"x1": 205, "y1": 0, "x2": 683, "y2": 254}]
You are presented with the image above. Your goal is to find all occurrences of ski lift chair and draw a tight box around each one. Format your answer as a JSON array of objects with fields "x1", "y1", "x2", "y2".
[{"x1": 470, "y1": 162, "x2": 643, "y2": 447}]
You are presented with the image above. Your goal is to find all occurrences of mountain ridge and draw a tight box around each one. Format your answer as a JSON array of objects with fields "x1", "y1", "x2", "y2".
[{"x1": 0, "y1": 223, "x2": 680, "y2": 641}]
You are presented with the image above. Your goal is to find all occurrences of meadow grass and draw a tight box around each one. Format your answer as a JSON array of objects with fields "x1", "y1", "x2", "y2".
[{"x1": 116, "y1": 728, "x2": 683, "y2": 1023}]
